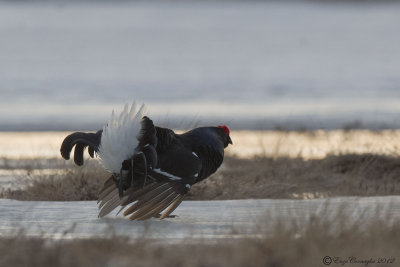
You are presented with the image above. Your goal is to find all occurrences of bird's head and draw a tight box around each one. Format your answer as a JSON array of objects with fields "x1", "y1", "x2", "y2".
[{"x1": 217, "y1": 125, "x2": 233, "y2": 148}]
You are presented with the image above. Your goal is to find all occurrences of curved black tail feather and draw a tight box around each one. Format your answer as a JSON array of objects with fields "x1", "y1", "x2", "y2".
[{"x1": 60, "y1": 130, "x2": 103, "y2": 166}]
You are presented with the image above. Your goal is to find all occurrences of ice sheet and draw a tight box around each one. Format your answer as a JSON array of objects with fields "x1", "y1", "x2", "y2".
[{"x1": 0, "y1": 197, "x2": 399, "y2": 242}]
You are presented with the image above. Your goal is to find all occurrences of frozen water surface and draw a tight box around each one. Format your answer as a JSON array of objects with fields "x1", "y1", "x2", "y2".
[{"x1": 0, "y1": 197, "x2": 399, "y2": 242}]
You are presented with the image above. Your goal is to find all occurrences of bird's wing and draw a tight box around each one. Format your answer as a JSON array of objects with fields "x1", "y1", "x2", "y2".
[
  {"x1": 178, "y1": 127, "x2": 225, "y2": 182},
  {"x1": 154, "y1": 126, "x2": 176, "y2": 153},
  {"x1": 99, "y1": 181, "x2": 189, "y2": 220},
  {"x1": 192, "y1": 145, "x2": 224, "y2": 182},
  {"x1": 98, "y1": 180, "x2": 191, "y2": 220},
  {"x1": 60, "y1": 130, "x2": 103, "y2": 166},
  {"x1": 98, "y1": 146, "x2": 201, "y2": 220}
]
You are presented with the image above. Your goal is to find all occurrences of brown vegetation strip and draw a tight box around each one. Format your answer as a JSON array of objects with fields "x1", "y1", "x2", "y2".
[
  {"x1": 0, "y1": 161, "x2": 108, "y2": 201},
  {"x1": 2, "y1": 154, "x2": 400, "y2": 201},
  {"x1": 187, "y1": 154, "x2": 400, "y2": 200}
]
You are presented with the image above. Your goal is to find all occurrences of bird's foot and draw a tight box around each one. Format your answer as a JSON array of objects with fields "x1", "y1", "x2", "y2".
[{"x1": 153, "y1": 213, "x2": 178, "y2": 219}]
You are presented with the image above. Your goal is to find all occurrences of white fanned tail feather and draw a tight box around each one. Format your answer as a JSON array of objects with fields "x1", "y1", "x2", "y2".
[{"x1": 98, "y1": 102, "x2": 147, "y2": 174}]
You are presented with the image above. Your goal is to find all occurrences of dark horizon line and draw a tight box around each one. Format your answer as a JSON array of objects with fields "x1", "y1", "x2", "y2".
[
  {"x1": 1, "y1": 119, "x2": 400, "y2": 132},
  {"x1": 1, "y1": 0, "x2": 399, "y2": 3}
]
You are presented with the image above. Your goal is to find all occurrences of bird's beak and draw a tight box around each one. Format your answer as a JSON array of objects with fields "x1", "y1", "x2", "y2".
[{"x1": 228, "y1": 136, "x2": 233, "y2": 145}]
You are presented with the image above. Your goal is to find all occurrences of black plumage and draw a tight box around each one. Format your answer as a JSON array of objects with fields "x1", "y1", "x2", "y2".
[{"x1": 60, "y1": 115, "x2": 232, "y2": 220}]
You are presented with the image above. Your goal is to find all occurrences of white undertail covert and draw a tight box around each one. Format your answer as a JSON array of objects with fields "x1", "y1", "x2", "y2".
[{"x1": 98, "y1": 102, "x2": 146, "y2": 173}]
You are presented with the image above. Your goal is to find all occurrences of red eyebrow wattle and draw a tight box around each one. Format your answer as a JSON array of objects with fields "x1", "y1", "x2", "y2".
[{"x1": 218, "y1": 125, "x2": 230, "y2": 135}]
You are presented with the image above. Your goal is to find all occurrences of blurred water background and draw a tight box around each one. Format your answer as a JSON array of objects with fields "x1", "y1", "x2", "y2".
[{"x1": 1, "y1": 0, "x2": 400, "y2": 131}]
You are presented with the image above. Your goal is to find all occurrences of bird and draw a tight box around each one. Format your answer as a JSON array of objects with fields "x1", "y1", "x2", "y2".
[{"x1": 60, "y1": 103, "x2": 232, "y2": 220}]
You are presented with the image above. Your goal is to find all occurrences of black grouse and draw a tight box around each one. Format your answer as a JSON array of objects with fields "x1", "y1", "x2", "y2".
[{"x1": 60, "y1": 103, "x2": 232, "y2": 220}]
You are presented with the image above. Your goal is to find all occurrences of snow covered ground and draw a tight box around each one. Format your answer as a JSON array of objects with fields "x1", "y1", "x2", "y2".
[{"x1": 1, "y1": 197, "x2": 399, "y2": 242}]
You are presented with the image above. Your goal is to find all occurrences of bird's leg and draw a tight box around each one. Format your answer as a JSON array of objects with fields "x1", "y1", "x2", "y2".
[
  {"x1": 128, "y1": 152, "x2": 148, "y2": 189},
  {"x1": 130, "y1": 158, "x2": 134, "y2": 191},
  {"x1": 139, "y1": 152, "x2": 148, "y2": 188},
  {"x1": 118, "y1": 169, "x2": 124, "y2": 198},
  {"x1": 118, "y1": 160, "x2": 132, "y2": 198}
]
